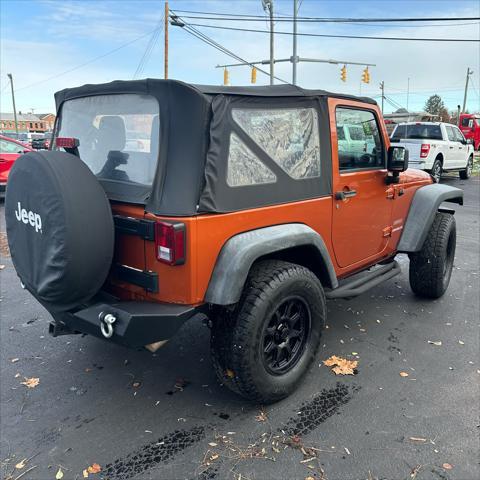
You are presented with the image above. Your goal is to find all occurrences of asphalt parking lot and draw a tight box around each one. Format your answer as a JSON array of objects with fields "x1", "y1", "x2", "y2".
[{"x1": 1, "y1": 174, "x2": 479, "y2": 480}]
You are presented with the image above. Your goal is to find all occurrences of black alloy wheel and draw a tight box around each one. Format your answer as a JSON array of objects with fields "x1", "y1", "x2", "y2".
[{"x1": 261, "y1": 296, "x2": 311, "y2": 375}]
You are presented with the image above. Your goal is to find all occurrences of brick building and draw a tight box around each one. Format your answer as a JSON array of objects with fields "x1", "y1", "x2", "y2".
[{"x1": 0, "y1": 112, "x2": 52, "y2": 133}]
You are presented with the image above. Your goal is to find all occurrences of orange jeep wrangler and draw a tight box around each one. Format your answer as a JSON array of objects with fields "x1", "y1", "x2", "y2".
[{"x1": 5, "y1": 80, "x2": 463, "y2": 403}]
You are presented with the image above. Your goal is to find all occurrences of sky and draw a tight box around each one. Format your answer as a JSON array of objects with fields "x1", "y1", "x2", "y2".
[{"x1": 1, "y1": 0, "x2": 479, "y2": 115}]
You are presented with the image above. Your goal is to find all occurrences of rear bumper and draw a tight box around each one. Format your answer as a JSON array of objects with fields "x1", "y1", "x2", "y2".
[{"x1": 50, "y1": 300, "x2": 205, "y2": 348}]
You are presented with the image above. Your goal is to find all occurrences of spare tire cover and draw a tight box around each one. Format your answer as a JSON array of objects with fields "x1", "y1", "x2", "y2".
[{"x1": 5, "y1": 151, "x2": 114, "y2": 312}]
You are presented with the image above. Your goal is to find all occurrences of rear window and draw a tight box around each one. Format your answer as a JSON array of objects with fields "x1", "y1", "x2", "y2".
[
  {"x1": 56, "y1": 94, "x2": 159, "y2": 187},
  {"x1": 391, "y1": 124, "x2": 442, "y2": 141}
]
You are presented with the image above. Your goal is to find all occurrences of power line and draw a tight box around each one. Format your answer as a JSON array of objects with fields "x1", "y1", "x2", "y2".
[
  {"x1": 174, "y1": 15, "x2": 480, "y2": 28},
  {"x1": 133, "y1": 13, "x2": 164, "y2": 79},
  {"x1": 171, "y1": 10, "x2": 480, "y2": 23},
  {"x1": 171, "y1": 14, "x2": 290, "y2": 84},
  {"x1": 13, "y1": 27, "x2": 163, "y2": 93},
  {"x1": 182, "y1": 22, "x2": 480, "y2": 42}
]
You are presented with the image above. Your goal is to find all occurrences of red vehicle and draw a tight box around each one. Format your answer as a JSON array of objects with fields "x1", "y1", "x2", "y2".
[
  {"x1": 459, "y1": 113, "x2": 480, "y2": 150},
  {"x1": 0, "y1": 134, "x2": 32, "y2": 198}
]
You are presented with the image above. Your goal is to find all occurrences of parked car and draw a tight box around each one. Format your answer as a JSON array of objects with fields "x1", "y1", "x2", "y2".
[
  {"x1": 0, "y1": 134, "x2": 32, "y2": 198},
  {"x1": 459, "y1": 113, "x2": 480, "y2": 151},
  {"x1": 31, "y1": 133, "x2": 51, "y2": 150},
  {"x1": 390, "y1": 122, "x2": 474, "y2": 182},
  {"x1": 5, "y1": 80, "x2": 463, "y2": 403}
]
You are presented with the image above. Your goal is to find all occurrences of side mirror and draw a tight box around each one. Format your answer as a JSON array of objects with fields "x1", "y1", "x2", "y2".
[
  {"x1": 466, "y1": 138, "x2": 474, "y2": 145},
  {"x1": 387, "y1": 145, "x2": 409, "y2": 172}
]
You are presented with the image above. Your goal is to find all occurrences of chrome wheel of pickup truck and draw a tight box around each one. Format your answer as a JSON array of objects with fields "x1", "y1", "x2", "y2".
[
  {"x1": 459, "y1": 156, "x2": 473, "y2": 180},
  {"x1": 430, "y1": 159, "x2": 443, "y2": 183}
]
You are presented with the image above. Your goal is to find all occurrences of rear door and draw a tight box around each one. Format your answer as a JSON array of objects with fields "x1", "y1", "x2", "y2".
[
  {"x1": 444, "y1": 125, "x2": 461, "y2": 168},
  {"x1": 331, "y1": 102, "x2": 393, "y2": 268},
  {"x1": 453, "y1": 126, "x2": 469, "y2": 167}
]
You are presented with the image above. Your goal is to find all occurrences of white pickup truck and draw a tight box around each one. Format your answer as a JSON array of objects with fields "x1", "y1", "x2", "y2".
[{"x1": 390, "y1": 122, "x2": 474, "y2": 182}]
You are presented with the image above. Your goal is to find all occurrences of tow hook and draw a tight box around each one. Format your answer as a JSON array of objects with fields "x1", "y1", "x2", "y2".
[{"x1": 99, "y1": 312, "x2": 117, "y2": 338}]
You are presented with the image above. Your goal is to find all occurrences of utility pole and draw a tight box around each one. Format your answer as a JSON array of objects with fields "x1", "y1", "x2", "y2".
[
  {"x1": 164, "y1": 1, "x2": 169, "y2": 79},
  {"x1": 262, "y1": 0, "x2": 274, "y2": 85},
  {"x1": 292, "y1": 0, "x2": 298, "y2": 85},
  {"x1": 462, "y1": 67, "x2": 473, "y2": 113},
  {"x1": 380, "y1": 81, "x2": 385, "y2": 113},
  {"x1": 7, "y1": 73, "x2": 18, "y2": 135}
]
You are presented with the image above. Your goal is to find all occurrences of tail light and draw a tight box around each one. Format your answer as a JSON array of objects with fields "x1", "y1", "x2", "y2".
[
  {"x1": 155, "y1": 222, "x2": 185, "y2": 265},
  {"x1": 420, "y1": 144, "x2": 430, "y2": 158},
  {"x1": 55, "y1": 137, "x2": 79, "y2": 149}
]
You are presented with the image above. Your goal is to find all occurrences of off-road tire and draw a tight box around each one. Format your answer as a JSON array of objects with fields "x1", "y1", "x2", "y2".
[
  {"x1": 459, "y1": 155, "x2": 473, "y2": 180},
  {"x1": 409, "y1": 212, "x2": 456, "y2": 299},
  {"x1": 210, "y1": 260, "x2": 326, "y2": 403},
  {"x1": 430, "y1": 158, "x2": 443, "y2": 183}
]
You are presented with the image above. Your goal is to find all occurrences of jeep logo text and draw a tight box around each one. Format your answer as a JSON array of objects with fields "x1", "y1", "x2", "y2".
[{"x1": 15, "y1": 202, "x2": 42, "y2": 233}]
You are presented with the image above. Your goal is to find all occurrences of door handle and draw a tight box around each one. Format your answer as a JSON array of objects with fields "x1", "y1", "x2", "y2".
[
  {"x1": 335, "y1": 189, "x2": 357, "y2": 200},
  {"x1": 449, "y1": 146, "x2": 454, "y2": 149}
]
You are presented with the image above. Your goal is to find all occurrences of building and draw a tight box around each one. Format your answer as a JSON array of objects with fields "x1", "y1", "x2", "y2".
[
  {"x1": 0, "y1": 112, "x2": 48, "y2": 133},
  {"x1": 37, "y1": 113, "x2": 56, "y2": 131}
]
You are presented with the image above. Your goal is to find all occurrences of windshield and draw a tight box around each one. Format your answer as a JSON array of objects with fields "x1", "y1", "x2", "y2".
[
  {"x1": 56, "y1": 94, "x2": 159, "y2": 187},
  {"x1": 391, "y1": 124, "x2": 442, "y2": 141}
]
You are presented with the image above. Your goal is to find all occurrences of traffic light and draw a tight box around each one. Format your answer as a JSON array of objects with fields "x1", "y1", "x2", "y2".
[
  {"x1": 340, "y1": 65, "x2": 347, "y2": 82},
  {"x1": 251, "y1": 67, "x2": 257, "y2": 84},
  {"x1": 223, "y1": 68, "x2": 229, "y2": 86},
  {"x1": 362, "y1": 67, "x2": 370, "y2": 84}
]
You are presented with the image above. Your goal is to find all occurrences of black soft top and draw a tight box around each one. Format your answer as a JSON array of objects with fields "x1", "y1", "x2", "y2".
[
  {"x1": 54, "y1": 79, "x2": 377, "y2": 215},
  {"x1": 55, "y1": 78, "x2": 376, "y2": 103}
]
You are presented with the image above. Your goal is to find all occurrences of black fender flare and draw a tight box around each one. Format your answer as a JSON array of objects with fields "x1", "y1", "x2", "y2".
[
  {"x1": 204, "y1": 223, "x2": 338, "y2": 305},
  {"x1": 397, "y1": 183, "x2": 463, "y2": 253}
]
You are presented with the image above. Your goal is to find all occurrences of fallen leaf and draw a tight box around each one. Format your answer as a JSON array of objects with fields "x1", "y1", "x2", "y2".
[
  {"x1": 132, "y1": 382, "x2": 141, "y2": 388},
  {"x1": 255, "y1": 410, "x2": 268, "y2": 422},
  {"x1": 399, "y1": 371, "x2": 409, "y2": 377},
  {"x1": 21, "y1": 377, "x2": 40, "y2": 388},
  {"x1": 428, "y1": 341, "x2": 442, "y2": 346},
  {"x1": 323, "y1": 355, "x2": 358, "y2": 375},
  {"x1": 56, "y1": 467, "x2": 64, "y2": 479},
  {"x1": 15, "y1": 458, "x2": 27, "y2": 469},
  {"x1": 87, "y1": 463, "x2": 102, "y2": 474},
  {"x1": 83, "y1": 469, "x2": 89, "y2": 478},
  {"x1": 225, "y1": 369, "x2": 235, "y2": 379},
  {"x1": 409, "y1": 437, "x2": 427, "y2": 442},
  {"x1": 442, "y1": 463, "x2": 453, "y2": 470},
  {"x1": 210, "y1": 454, "x2": 219, "y2": 461},
  {"x1": 305, "y1": 477, "x2": 315, "y2": 480},
  {"x1": 208, "y1": 442, "x2": 217, "y2": 447}
]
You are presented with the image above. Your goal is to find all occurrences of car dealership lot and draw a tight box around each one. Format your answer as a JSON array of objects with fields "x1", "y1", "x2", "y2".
[{"x1": 1, "y1": 175, "x2": 479, "y2": 480}]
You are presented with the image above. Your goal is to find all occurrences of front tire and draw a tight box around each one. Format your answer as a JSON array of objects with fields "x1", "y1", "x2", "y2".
[
  {"x1": 409, "y1": 212, "x2": 456, "y2": 299},
  {"x1": 210, "y1": 260, "x2": 326, "y2": 403},
  {"x1": 459, "y1": 156, "x2": 473, "y2": 180},
  {"x1": 430, "y1": 158, "x2": 443, "y2": 183}
]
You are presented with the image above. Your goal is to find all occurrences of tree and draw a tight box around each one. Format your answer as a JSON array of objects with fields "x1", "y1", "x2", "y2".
[{"x1": 424, "y1": 94, "x2": 446, "y2": 116}]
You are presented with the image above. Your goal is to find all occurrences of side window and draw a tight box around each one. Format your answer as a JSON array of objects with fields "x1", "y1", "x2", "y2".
[
  {"x1": 445, "y1": 126, "x2": 456, "y2": 142},
  {"x1": 232, "y1": 108, "x2": 321, "y2": 180},
  {"x1": 0, "y1": 139, "x2": 22, "y2": 153},
  {"x1": 453, "y1": 128, "x2": 465, "y2": 143},
  {"x1": 227, "y1": 133, "x2": 276, "y2": 187},
  {"x1": 335, "y1": 107, "x2": 384, "y2": 171}
]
